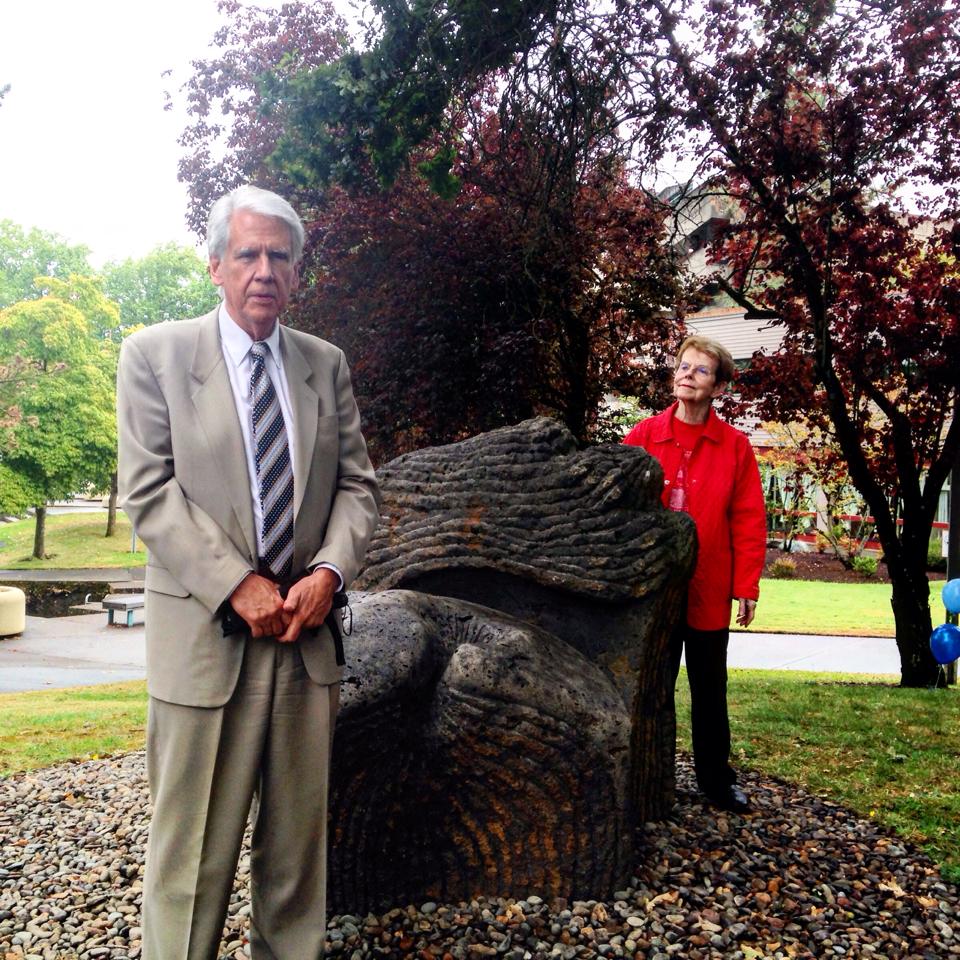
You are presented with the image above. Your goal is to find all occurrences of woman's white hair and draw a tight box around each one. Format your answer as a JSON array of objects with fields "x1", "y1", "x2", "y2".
[{"x1": 206, "y1": 185, "x2": 305, "y2": 262}]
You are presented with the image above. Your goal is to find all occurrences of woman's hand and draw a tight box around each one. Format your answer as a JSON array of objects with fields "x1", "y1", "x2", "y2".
[{"x1": 736, "y1": 598, "x2": 757, "y2": 627}]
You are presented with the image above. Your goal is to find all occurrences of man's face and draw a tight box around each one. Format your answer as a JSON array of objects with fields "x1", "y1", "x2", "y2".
[{"x1": 209, "y1": 208, "x2": 300, "y2": 340}]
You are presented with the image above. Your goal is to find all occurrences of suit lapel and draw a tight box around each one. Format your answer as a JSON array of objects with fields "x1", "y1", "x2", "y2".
[
  {"x1": 279, "y1": 327, "x2": 319, "y2": 522},
  {"x1": 189, "y1": 310, "x2": 258, "y2": 562}
]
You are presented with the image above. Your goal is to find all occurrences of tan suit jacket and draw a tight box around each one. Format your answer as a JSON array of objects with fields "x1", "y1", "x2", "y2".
[{"x1": 117, "y1": 308, "x2": 380, "y2": 707}]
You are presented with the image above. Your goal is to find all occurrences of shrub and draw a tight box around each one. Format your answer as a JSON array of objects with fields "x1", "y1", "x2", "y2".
[
  {"x1": 928, "y1": 537, "x2": 947, "y2": 573},
  {"x1": 769, "y1": 557, "x2": 798, "y2": 579},
  {"x1": 852, "y1": 555, "x2": 878, "y2": 578}
]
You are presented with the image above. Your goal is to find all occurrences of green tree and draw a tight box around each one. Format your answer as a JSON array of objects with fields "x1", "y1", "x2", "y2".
[
  {"x1": 102, "y1": 243, "x2": 219, "y2": 330},
  {"x1": 0, "y1": 461, "x2": 34, "y2": 517},
  {"x1": 263, "y1": 0, "x2": 570, "y2": 192},
  {"x1": 259, "y1": 0, "x2": 960, "y2": 686},
  {"x1": 172, "y1": 0, "x2": 348, "y2": 237},
  {"x1": 0, "y1": 220, "x2": 92, "y2": 308},
  {"x1": 177, "y1": 1, "x2": 688, "y2": 455},
  {"x1": 0, "y1": 277, "x2": 118, "y2": 558},
  {"x1": 99, "y1": 244, "x2": 218, "y2": 533}
]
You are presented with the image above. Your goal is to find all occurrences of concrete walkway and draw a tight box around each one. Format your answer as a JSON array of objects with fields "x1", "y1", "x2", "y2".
[
  {"x1": 0, "y1": 568, "x2": 145, "y2": 692},
  {"x1": 0, "y1": 615, "x2": 902, "y2": 694},
  {"x1": 0, "y1": 567, "x2": 145, "y2": 583},
  {"x1": 727, "y1": 630, "x2": 900, "y2": 675},
  {"x1": 0, "y1": 565, "x2": 906, "y2": 691},
  {"x1": 0, "y1": 614, "x2": 145, "y2": 692}
]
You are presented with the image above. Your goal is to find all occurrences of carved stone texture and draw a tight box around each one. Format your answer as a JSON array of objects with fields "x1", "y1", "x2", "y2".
[
  {"x1": 328, "y1": 590, "x2": 632, "y2": 914},
  {"x1": 356, "y1": 417, "x2": 695, "y2": 820},
  {"x1": 358, "y1": 417, "x2": 686, "y2": 603}
]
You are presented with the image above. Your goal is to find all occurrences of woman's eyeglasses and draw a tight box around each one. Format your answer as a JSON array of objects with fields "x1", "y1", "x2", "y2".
[{"x1": 676, "y1": 361, "x2": 715, "y2": 378}]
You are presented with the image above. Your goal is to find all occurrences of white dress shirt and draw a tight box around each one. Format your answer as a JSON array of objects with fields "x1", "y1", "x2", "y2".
[
  {"x1": 218, "y1": 306, "x2": 342, "y2": 587},
  {"x1": 218, "y1": 306, "x2": 298, "y2": 559}
]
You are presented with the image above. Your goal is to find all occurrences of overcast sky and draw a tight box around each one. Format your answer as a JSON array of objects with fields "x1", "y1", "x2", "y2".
[{"x1": 0, "y1": 0, "x2": 356, "y2": 267}]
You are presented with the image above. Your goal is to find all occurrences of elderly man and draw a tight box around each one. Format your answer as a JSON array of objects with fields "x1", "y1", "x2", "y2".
[{"x1": 117, "y1": 185, "x2": 380, "y2": 959}]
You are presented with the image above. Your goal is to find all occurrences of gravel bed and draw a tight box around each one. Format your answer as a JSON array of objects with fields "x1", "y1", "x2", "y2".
[{"x1": 0, "y1": 752, "x2": 957, "y2": 959}]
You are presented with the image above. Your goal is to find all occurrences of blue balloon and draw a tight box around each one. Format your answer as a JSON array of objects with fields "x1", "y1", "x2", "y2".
[
  {"x1": 930, "y1": 623, "x2": 960, "y2": 665},
  {"x1": 943, "y1": 579, "x2": 960, "y2": 616}
]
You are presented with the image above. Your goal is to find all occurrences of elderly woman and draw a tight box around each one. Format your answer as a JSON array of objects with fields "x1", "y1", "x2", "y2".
[{"x1": 623, "y1": 335, "x2": 766, "y2": 812}]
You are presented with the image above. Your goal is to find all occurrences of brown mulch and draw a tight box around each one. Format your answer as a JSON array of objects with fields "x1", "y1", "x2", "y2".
[{"x1": 763, "y1": 546, "x2": 945, "y2": 584}]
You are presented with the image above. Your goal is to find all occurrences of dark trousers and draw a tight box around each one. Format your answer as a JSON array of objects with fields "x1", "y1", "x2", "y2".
[{"x1": 670, "y1": 622, "x2": 736, "y2": 797}]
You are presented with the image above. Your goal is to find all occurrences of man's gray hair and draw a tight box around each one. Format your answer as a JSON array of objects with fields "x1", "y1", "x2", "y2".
[{"x1": 207, "y1": 185, "x2": 306, "y2": 262}]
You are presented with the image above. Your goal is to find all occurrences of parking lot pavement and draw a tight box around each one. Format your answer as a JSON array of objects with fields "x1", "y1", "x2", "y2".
[
  {"x1": 0, "y1": 614, "x2": 145, "y2": 693},
  {"x1": 728, "y1": 630, "x2": 901, "y2": 675},
  {"x1": 0, "y1": 611, "x2": 905, "y2": 694}
]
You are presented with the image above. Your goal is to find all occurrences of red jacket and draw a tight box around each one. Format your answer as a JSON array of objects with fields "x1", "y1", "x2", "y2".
[{"x1": 623, "y1": 403, "x2": 767, "y2": 630}]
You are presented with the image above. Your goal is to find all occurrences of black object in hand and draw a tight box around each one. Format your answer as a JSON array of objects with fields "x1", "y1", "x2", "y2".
[{"x1": 220, "y1": 589, "x2": 349, "y2": 638}]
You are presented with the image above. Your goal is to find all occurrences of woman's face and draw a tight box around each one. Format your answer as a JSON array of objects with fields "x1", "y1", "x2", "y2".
[{"x1": 673, "y1": 347, "x2": 726, "y2": 408}]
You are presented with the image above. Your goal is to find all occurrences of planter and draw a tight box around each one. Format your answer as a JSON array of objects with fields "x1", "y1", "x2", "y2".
[{"x1": 0, "y1": 585, "x2": 26, "y2": 637}]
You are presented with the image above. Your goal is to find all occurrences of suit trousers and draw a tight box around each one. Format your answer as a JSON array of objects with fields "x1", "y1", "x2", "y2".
[
  {"x1": 669, "y1": 623, "x2": 736, "y2": 797},
  {"x1": 143, "y1": 639, "x2": 338, "y2": 960}
]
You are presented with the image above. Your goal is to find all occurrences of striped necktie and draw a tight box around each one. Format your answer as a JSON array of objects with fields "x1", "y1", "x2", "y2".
[{"x1": 249, "y1": 342, "x2": 294, "y2": 579}]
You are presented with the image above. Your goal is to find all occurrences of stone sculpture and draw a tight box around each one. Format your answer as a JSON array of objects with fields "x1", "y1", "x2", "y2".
[
  {"x1": 329, "y1": 417, "x2": 694, "y2": 911},
  {"x1": 327, "y1": 591, "x2": 631, "y2": 913}
]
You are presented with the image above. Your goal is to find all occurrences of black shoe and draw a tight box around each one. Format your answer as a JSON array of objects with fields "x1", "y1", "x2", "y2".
[{"x1": 706, "y1": 785, "x2": 750, "y2": 813}]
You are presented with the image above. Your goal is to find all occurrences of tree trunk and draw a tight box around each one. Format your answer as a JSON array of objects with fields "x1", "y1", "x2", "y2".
[
  {"x1": 105, "y1": 472, "x2": 118, "y2": 538},
  {"x1": 560, "y1": 312, "x2": 590, "y2": 443},
  {"x1": 886, "y1": 545, "x2": 940, "y2": 687},
  {"x1": 810, "y1": 322, "x2": 941, "y2": 687},
  {"x1": 890, "y1": 574, "x2": 938, "y2": 687},
  {"x1": 32, "y1": 505, "x2": 47, "y2": 560}
]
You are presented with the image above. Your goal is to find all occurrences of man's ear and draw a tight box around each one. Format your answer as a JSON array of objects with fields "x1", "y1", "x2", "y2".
[
  {"x1": 291, "y1": 262, "x2": 300, "y2": 293},
  {"x1": 209, "y1": 257, "x2": 223, "y2": 288}
]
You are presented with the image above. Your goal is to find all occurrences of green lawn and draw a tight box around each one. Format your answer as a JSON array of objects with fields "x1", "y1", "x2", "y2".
[
  {"x1": 675, "y1": 669, "x2": 960, "y2": 880},
  {"x1": 0, "y1": 513, "x2": 146, "y2": 568},
  {"x1": 2, "y1": 671, "x2": 957, "y2": 883},
  {"x1": 0, "y1": 681, "x2": 147, "y2": 776},
  {"x1": 737, "y1": 577, "x2": 946, "y2": 638}
]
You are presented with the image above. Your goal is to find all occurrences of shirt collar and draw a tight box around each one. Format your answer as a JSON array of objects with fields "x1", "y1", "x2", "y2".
[
  {"x1": 702, "y1": 406, "x2": 725, "y2": 443},
  {"x1": 217, "y1": 304, "x2": 283, "y2": 369},
  {"x1": 650, "y1": 402, "x2": 724, "y2": 443}
]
